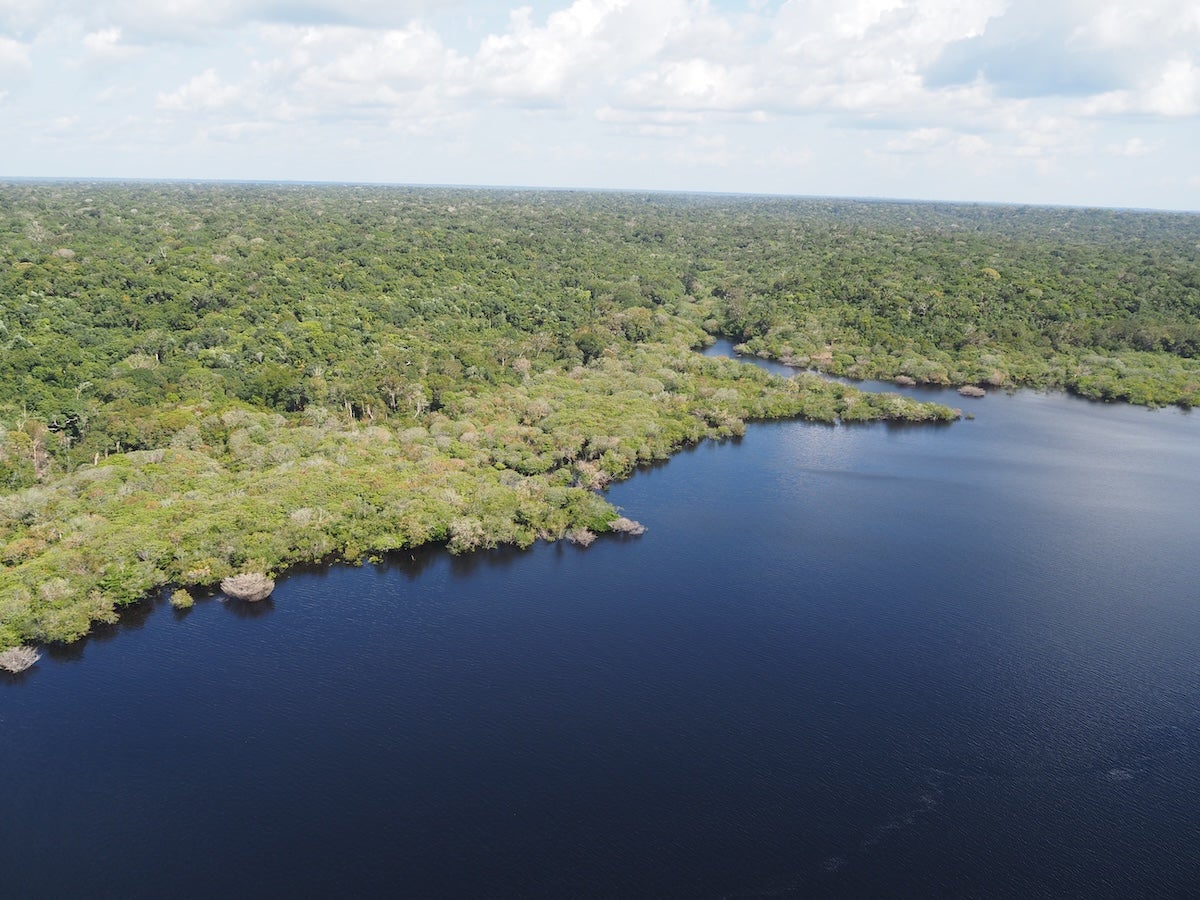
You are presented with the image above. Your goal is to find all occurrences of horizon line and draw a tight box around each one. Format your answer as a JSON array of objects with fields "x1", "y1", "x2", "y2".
[{"x1": 2, "y1": 175, "x2": 1197, "y2": 217}]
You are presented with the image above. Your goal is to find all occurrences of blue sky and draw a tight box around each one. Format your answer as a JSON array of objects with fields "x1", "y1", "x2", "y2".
[{"x1": 2, "y1": 0, "x2": 1199, "y2": 210}]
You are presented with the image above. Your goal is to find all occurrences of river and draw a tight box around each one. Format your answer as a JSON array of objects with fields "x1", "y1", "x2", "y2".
[{"x1": 3, "y1": 343, "x2": 1200, "y2": 897}]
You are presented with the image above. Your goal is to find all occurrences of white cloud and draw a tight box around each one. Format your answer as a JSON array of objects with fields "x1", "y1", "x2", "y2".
[
  {"x1": 1074, "y1": 0, "x2": 1200, "y2": 49},
  {"x1": 472, "y1": 0, "x2": 687, "y2": 105},
  {"x1": 1084, "y1": 58, "x2": 1200, "y2": 118},
  {"x1": 594, "y1": 106, "x2": 706, "y2": 126},
  {"x1": 80, "y1": 26, "x2": 139, "y2": 62},
  {"x1": 758, "y1": 145, "x2": 813, "y2": 169},
  {"x1": 1108, "y1": 137, "x2": 1155, "y2": 157},
  {"x1": 83, "y1": 27, "x2": 121, "y2": 53},
  {"x1": 622, "y1": 58, "x2": 757, "y2": 110},
  {"x1": 663, "y1": 131, "x2": 732, "y2": 167},
  {"x1": 157, "y1": 68, "x2": 241, "y2": 111},
  {"x1": 886, "y1": 127, "x2": 954, "y2": 153},
  {"x1": 0, "y1": 35, "x2": 32, "y2": 97},
  {"x1": 617, "y1": 0, "x2": 1005, "y2": 121},
  {"x1": 5, "y1": 0, "x2": 1200, "y2": 209},
  {"x1": 203, "y1": 120, "x2": 274, "y2": 142},
  {"x1": 248, "y1": 23, "x2": 470, "y2": 135},
  {"x1": 0, "y1": 36, "x2": 33, "y2": 70},
  {"x1": 0, "y1": 0, "x2": 53, "y2": 37},
  {"x1": 5, "y1": 1, "x2": 459, "y2": 41},
  {"x1": 1145, "y1": 59, "x2": 1200, "y2": 117},
  {"x1": 953, "y1": 133, "x2": 991, "y2": 158},
  {"x1": 285, "y1": 24, "x2": 463, "y2": 93}
]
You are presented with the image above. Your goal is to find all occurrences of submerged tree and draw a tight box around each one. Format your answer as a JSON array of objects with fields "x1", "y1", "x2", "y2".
[{"x1": 0, "y1": 645, "x2": 41, "y2": 674}]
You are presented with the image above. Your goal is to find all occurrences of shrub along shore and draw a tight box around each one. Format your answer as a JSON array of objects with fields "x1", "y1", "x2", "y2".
[{"x1": 4, "y1": 183, "x2": 1197, "y2": 651}]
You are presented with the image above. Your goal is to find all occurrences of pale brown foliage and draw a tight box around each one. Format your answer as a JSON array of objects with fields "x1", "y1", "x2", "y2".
[
  {"x1": 608, "y1": 517, "x2": 646, "y2": 536},
  {"x1": 220, "y1": 573, "x2": 275, "y2": 602},
  {"x1": 0, "y1": 645, "x2": 41, "y2": 674},
  {"x1": 566, "y1": 528, "x2": 596, "y2": 547}
]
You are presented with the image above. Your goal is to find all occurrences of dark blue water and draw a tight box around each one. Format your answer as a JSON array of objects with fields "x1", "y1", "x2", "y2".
[{"x1": 4, "y1": 346, "x2": 1200, "y2": 898}]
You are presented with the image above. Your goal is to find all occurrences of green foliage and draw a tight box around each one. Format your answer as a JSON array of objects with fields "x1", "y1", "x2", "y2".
[
  {"x1": 6, "y1": 182, "x2": 1194, "y2": 650},
  {"x1": 686, "y1": 199, "x2": 1200, "y2": 406},
  {"x1": 169, "y1": 588, "x2": 195, "y2": 610}
]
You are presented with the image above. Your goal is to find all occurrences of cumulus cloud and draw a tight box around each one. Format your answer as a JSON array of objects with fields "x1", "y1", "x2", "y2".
[
  {"x1": 886, "y1": 126, "x2": 956, "y2": 154},
  {"x1": 1147, "y1": 59, "x2": 1200, "y2": 116},
  {"x1": 1108, "y1": 137, "x2": 1156, "y2": 157},
  {"x1": 80, "y1": 26, "x2": 141, "y2": 62},
  {"x1": 472, "y1": 0, "x2": 690, "y2": 106},
  {"x1": 83, "y1": 27, "x2": 122, "y2": 53},
  {"x1": 30, "y1": 1, "x2": 1200, "y2": 137},
  {"x1": 0, "y1": 35, "x2": 32, "y2": 99},
  {"x1": 4, "y1": 0, "x2": 460, "y2": 41},
  {"x1": 616, "y1": 0, "x2": 1004, "y2": 120},
  {"x1": 202, "y1": 119, "x2": 274, "y2": 142},
  {"x1": 0, "y1": 0, "x2": 52, "y2": 38},
  {"x1": 0, "y1": 36, "x2": 33, "y2": 70},
  {"x1": 291, "y1": 24, "x2": 461, "y2": 91},
  {"x1": 928, "y1": 0, "x2": 1200, "y2": 119},
  {"x1": 1085, "y1": 58, "x2": 1200, "y2": 118},
  {"x1": 246, "y1": 23, "x2": 469, "y2": 134},
  {"x1": 925, "y1": 0, "x2": 1123, "y2": 97},
  {"x1": 157, "y1": 68, "x2": 242, "y2": 111},
  {"x1": 1074, "y1": 0, "x2": 1200, "y2": 49},
  {"x1": 621, "y1": 57, "x2": 758, "y2": 111},
  {"x1": 6, "y1": 0, "x2": 1200, "y2": 207}
]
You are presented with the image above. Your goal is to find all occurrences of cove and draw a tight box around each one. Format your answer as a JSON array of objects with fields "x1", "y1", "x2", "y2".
[{"x1": 4, "y1": 348, "x2": 1200, "y2": 898}]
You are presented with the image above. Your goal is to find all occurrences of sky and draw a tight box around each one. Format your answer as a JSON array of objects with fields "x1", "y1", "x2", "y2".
[{"x1": 2, "y1": 0, "x2": 1199, "y2": 211}]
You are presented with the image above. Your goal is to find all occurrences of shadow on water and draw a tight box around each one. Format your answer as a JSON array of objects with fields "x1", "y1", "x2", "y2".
[
  {"x1": 221, "y1": 596, "x2": 276, "y2": 620},
  {"x1": 109, "y1": 595, "x2": 158, "y2": 633},
  {"x1": 369, "y1": 545, "x2": 444, "y2": 581},
  {"x1": 627, "y1": 437, "x2": 712, "y2": 477},
  {"x1": 39, "y1": 592, "x2": 165, "y2": 665},
  {"x1": 446, "y1": 542, "x2": 527, "y2": 576},
  {"x1": 291, "y1": 535, "x2": 588, "y2": 585},
  {"x1": 0, "y1": 668, "x2": 37, "y2": 687},
  {"x1": 30, "y1": 586, "x2": 230, "y2": 668},
  {"x1": 43, "y1": 640, "x2": 90, "y2": 665},
  {"x1": 14, "y1": 523, "x2": 651, "y2": 678},
  {"x1": 358, "y1": 540, "x2": 530, "y2": 581},
  {"x1": 288, "y1": 542, "x2": 457, "y2": 584}
]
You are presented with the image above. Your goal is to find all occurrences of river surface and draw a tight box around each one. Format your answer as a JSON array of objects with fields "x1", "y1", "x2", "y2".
[{"x1": 4, "y1": 343, "x2": 1200, "y2": 898}]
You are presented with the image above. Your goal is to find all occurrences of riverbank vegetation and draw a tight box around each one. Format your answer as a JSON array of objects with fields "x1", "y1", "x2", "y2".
[
  {"x1": 2, "y1": 182, "x2": 1196, "y2": 650},
  {"x1": 699, "y1": 199, "x2": 1200, "y2": 406}
]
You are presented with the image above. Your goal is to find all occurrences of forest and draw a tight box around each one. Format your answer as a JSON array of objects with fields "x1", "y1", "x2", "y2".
[{"x1": 1, "y1": 181, "x2": 1197, "y2": 651}]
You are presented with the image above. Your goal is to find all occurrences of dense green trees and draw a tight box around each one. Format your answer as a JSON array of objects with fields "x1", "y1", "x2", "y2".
[
  {"x1": 2, "y1": 182, "x2": 1196, "y2": 651},
  {"x1": 680, "y1": 198, "x2": 1200, "y2": 405}
]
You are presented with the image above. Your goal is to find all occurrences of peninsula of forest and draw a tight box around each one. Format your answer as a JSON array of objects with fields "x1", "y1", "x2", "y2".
[{"x1": 2, "y1": 182, "x2": 1198, "y2": 652}]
